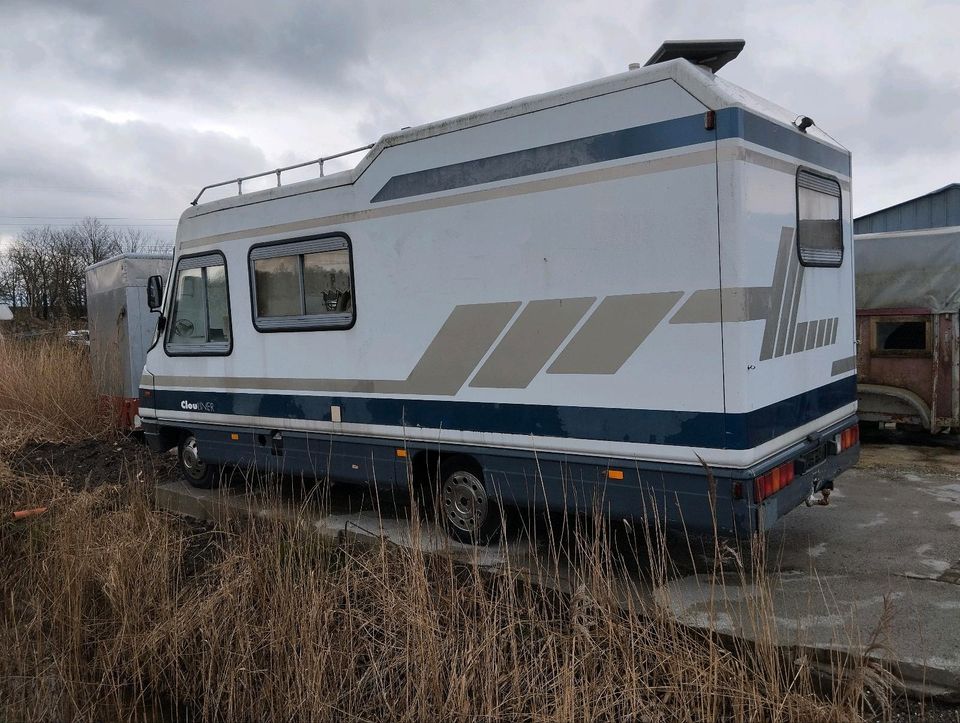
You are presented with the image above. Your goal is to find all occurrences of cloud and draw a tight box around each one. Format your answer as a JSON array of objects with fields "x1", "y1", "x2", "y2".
[
  {"x1": 1, "y1": 0, "x2": 959, "y2": 238},
  {"x1": 0, "y1": 104, "x2": 268, "y2": 242},
  {"x1": 3, "y1": 0, "x2": 373, "y2": 99}
]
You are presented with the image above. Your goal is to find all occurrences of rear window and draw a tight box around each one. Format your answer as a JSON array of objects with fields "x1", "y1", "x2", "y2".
[{"x1": 797, "y1": 170, "x2": 843, "y2": 267}]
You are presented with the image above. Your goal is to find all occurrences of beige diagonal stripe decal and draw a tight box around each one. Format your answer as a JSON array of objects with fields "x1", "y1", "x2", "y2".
[
  {"x1": 151, "y1": 301, "x2": 520, "y2": 396},
  {"x1": 831, "y1": 355, "x2": 856, "y2": 376},
  {"x1": 760, "y1": 227, "x2": 795, "y2": 360},
  {"x1": 392, "y1": 301, "x2": 522, "y2": 394},
  {"x1": 470, "y1": 297, "x2": 595, "y2": 389},
  {"x1": 669, "y1": 287, "x2": 771, "y2": 324},
  {"x1": 547, "y1": 292, "x2": 683, "y2": 375}
]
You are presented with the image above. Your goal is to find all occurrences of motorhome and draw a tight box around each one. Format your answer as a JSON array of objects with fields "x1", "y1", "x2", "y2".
[{"x1": 140, "y1": 40, "x2": 859, "y2": 542}]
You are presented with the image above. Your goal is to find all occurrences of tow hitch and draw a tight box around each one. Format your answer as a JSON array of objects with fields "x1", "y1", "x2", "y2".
[{"x1": 805, "y1": 480, "x2": 833, "y2": 507}]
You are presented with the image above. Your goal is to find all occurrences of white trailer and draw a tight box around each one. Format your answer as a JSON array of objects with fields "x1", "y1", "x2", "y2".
[
  {"x1": 0, "y1": 304, "x2": 12, "y2": 340},
  {"x1": 140, "y1": 40, "x2": 859, "y2": 542},
  {"x1": 86, "y1": 253, "x2": 172, "y2": 429}
]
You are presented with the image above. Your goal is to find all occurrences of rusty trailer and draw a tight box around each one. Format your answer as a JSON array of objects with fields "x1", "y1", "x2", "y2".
[{"x1": 855, "y1": 225, "x2": 960, "y2": 433}]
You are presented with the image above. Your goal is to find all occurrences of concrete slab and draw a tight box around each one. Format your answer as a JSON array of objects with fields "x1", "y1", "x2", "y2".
[
  {"x1": 659, "y1": 444, "x2": 960, "y2": 699},
  {"x1": 153, "y1": 477, "x2": 656, "y2": 613},
  {"x1": 154, "y1": 478, "x2": 541, "y2": 573}
]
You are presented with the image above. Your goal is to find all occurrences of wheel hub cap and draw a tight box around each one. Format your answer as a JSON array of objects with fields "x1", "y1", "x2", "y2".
[
  {"x1": 441, "y1": 471, "x2": 487, "y2": 533},
  {"x1": 182, "y1": 437, "x2": 207, "y2": 480}
]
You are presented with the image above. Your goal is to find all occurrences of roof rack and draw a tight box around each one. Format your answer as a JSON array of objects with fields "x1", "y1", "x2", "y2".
[{"x1": 191, "y1": 143, "x2": 375, "y2": 206}]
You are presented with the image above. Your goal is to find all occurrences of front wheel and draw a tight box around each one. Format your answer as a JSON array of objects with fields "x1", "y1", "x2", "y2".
[
  {"x1": 437, "y1": 457, "x2": 501, "y2": 545},
  {"x1": 178, "y1": 433, "x2": 220, "y2": 489}
]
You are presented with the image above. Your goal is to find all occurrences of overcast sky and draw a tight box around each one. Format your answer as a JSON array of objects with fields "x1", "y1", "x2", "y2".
[{"x1": 2, "y1": 0, "x2": 958, "y2": 249}]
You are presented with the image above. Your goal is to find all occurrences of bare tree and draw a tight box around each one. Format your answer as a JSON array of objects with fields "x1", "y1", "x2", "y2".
[
  {"x1": 115, "y1": 227, "x2": 147, "y2": 254},
  {"x1": 6, "y1": 228, "x2": 53, "y2": 318},
  {"x1": 0, "y1": 218, "x2": 171, "y2": 322},
  {"x1": 76, "y1": 217, "x2": 120, "y2": 265},
  {"x1": 0, "y1": 250, "x2": 17, "y2": 307}
]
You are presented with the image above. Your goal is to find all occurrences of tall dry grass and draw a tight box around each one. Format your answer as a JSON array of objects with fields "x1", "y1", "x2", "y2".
[
  {"x1": 0, "y1": 338, "x2": 114, "y2": 447},
  {"x1": 0, "y1": 465, "x2": 896, "y2": 722},
  {"x1": 0, "y1": 337, "x2": 898, "y2": 721}
]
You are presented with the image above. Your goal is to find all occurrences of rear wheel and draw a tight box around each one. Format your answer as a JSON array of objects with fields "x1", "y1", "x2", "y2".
[
  {"x1": 437, "y1": 457, "x2": 501, "y2": 545},
  {"x1": 178, "y1": 433, "x2": 220, "y2": 489}
]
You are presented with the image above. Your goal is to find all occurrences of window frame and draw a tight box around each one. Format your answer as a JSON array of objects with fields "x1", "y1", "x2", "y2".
[
  {"x1": 870, "y1": 315, "x2": 933, "y2": 358},
  {"x1": 163, "y1": 250, "x2": 233, "y2": 357},
  {"x1": 795, "y1": 167, "x2": 844, "y2": 268},
  {"x1": 248, "y1": 232, "x2": 357, "y2": 333}
]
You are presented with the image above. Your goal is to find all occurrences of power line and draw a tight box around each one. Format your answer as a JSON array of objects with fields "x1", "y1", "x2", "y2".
[
  {"x1": 0, "y1": 222, "x2": 177, "y2": 228},
  {"x1": 0, "y1": 215, "x2": 179, "y2": 221}
]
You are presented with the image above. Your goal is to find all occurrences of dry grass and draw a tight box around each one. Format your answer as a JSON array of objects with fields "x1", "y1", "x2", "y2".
[
  {"x1": 0, "y1": 467, "x2": 896, "y2": 722},
  {"x1": 0, "y1": 338, "x2": 114, "y2": 448},
  {"x1": 0, "y1": 339, "x2": 899, "y2": 721}
]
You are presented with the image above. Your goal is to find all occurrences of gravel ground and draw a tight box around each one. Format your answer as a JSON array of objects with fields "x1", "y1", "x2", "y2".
[{"x1": 880, "y1": 697, "x2": 960, "y2": 722}]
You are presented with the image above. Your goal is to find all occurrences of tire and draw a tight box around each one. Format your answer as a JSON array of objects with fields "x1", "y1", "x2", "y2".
[
  {"x1": 177, "y1": 433, "x2": 220, "y2": 489},
  {"x1": 436, "y1": 456, "x2": 501, "y2": 545}
]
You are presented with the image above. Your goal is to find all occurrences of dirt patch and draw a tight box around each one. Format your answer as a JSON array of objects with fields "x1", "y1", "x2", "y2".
[
  {"x1": 858, "y1": 442, "x2": 960, "y2": 479},
  {"x1": 6, "y1": 436, "x2": 178, "y2": 490}
]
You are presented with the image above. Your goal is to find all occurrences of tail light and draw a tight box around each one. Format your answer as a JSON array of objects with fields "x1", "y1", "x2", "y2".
[
  {"x1": 754, "y1": 460, "x2": 796, "y2": 502},
  {"x1": 836, "y1": 424, "x2": 859, "y2": 452}
]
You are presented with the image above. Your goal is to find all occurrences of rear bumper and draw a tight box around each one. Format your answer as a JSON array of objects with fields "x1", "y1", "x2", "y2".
[{"x1": 753, "y1": 418, "x2": 860, "y2": 531}]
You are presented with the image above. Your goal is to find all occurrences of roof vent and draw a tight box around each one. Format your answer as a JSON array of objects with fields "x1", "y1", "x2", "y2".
[{"x1": 644, "y1": 39, "x2": 745, "y2": 73}]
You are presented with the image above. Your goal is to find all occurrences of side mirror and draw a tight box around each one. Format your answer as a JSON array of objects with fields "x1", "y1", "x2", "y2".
[{"x1": 147, "y1": 275, "x2": 164, "y2": 312}]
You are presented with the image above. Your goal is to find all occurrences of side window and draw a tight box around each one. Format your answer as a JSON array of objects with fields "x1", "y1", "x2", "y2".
[
  {"x1": 872, "y1": 317, "x2": 931, "y2": 356},
  {"x1": 165, "y1": 253, "x2": 232, "y2": 355},
  {"x1": 250, "y1": 235, "x2": 355, "y2": 331},
  {"x1": 797, "y1": 169, "x2": 843, "y2": 267}
]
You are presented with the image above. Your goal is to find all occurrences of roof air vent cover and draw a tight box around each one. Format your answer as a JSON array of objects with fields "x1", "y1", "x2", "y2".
[{"x1": 644, "y1": 39, "x2": 745, "y2": 73}]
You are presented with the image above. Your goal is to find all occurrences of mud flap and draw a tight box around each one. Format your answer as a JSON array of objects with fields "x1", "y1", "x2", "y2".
[{"x1": 760, "y1": 497, "x2": 779, "y2": 532}]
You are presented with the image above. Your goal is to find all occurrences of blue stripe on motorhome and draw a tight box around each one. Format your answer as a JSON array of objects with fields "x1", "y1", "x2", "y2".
[
  {"x1": 370, "y1": 108, "x2": 850, "y2": 203},
  {"x1": 149, "y1": 376, "x2": 855, "y2": 451},
  {"x1": 716, "y1": 109, "x2": 851, "y2": 176}
]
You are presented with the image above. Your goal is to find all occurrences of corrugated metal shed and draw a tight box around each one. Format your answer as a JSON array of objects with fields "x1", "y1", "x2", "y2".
[{"x1": 854, "y1": 183, "x2": 960, "y2": 234}]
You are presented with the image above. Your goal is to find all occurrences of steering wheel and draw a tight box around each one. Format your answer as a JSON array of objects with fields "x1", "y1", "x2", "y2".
[{"x1": 174, "y1": 318, "x2": 195, "y2": 337}]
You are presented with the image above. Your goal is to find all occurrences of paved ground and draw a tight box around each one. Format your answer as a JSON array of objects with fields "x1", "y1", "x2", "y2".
[
  {"x1": 661, "y1": 442, "x2": 960, "y2": 699},
  {"x1": 155, "y1": 441, "x2": 960, "y2": 700}
]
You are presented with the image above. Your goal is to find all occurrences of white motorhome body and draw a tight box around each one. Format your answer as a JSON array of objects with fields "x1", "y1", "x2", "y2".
[{"x1": 141, "y1": 43, "x2": 859, "y2": 537}]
